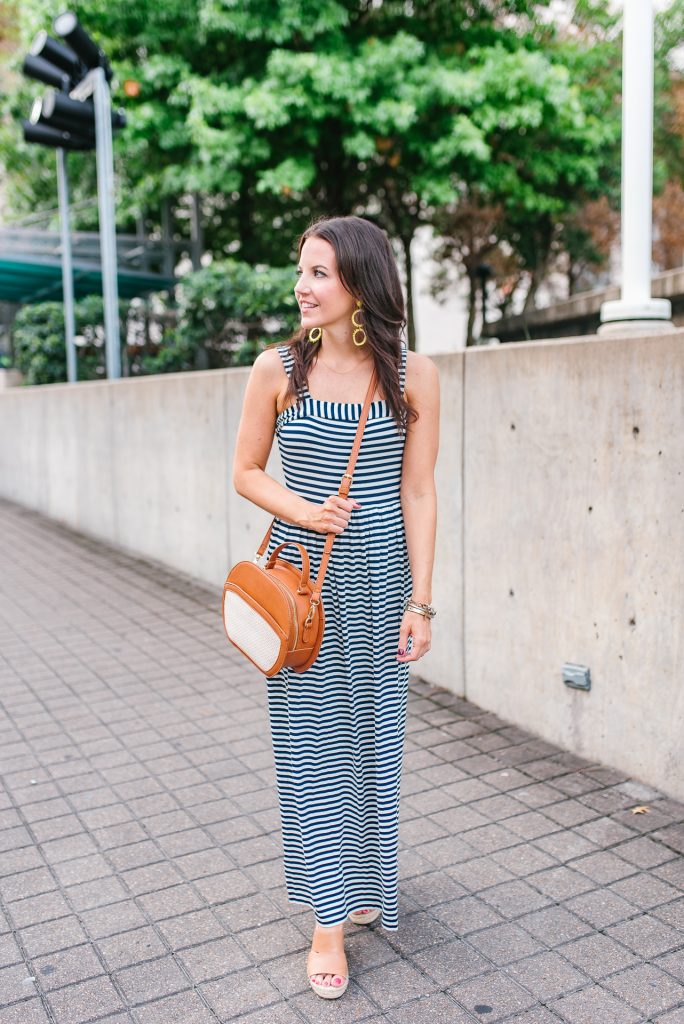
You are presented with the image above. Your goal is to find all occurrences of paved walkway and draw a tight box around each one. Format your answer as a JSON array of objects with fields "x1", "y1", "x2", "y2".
[{"x1": 0, "y1": 498, "x2": 683, "y2": 1024}]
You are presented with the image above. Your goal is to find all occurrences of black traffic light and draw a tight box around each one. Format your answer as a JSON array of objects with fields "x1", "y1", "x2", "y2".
[
  {"x1": 22, "y1": 120, "x2": 94, "y2": 151},
  {"x1": 29, "y1": 30, "x2": 83, "y2": 84},
  {"x1": 53, "y1": 12, "x2": 113, "y2": 82},
  {"x1": 20, "y1": 13, "x2": 123, "y2": 151},
  {"x1": 43, "y1": 89, "x2": 126, "y2": 131},
  {"x1": 22, "y1": 53, "x2": 70, "y2": 91},
  {"x1": 29, "y1": 96, "x2": 94, "y2": 145}
]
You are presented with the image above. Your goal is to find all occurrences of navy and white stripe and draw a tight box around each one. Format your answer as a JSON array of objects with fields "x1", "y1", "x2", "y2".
[{"x1": 264, "y1": 342, "x2": 411, "y2": 931}]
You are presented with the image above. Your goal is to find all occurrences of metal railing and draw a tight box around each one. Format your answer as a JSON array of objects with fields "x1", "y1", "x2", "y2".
[{"x1": 0, "y1": 227, "x2": 175, "y2": 273}]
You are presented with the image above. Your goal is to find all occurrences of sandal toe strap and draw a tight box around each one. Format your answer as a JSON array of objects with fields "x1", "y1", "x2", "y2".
[{"x1": 307, "y1": 951, "x2": 348, "y2": 978}]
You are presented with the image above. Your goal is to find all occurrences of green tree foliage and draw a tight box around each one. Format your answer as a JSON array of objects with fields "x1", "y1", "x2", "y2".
[
  {"x1": 655, "y1": 0, "x2": 684, "y2": 186},
  {"x1": 2, "y1": 0, "x2": 683, "y2": 348}
]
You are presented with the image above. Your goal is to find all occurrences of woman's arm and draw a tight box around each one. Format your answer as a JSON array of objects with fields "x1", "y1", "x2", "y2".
[
  {"x1": 232, "y1": 349, "x2": 359, "y2": 535},
  {"x1": 233, "y1": 349, "x2": 314, "y2": 527},
  {"x1": 397, "y1": 351, "x2": 440, "y2": 663}
]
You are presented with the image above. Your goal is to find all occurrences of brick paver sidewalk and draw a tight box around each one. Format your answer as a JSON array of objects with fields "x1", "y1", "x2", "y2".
[{"x1": 0, "y1": 498, "x2": 683, "y2": 1024}]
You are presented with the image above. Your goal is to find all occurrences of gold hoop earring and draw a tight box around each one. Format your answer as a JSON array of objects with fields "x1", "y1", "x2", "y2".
[
  {"x1": 351, "y1": 301, "x2": 366, "y2": 347},
  {"x1": 308, "y1": 327, "x2": 322, "y2": 344}
]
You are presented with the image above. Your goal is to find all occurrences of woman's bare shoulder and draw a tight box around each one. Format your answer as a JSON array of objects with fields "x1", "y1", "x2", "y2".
[
  {"x1": 405, "y1": 349, "x2": 439, "y2": 401},
  {"x1": 253, "y1": 345, "x2": 287, "y2": 377},
  {"x1": 252, "y1": 345, "x2": 294, "y2": 415}
]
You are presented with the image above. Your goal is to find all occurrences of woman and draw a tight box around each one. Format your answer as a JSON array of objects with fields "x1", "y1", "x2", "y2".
[{"x1": 232, "y1": 215, "x2": 439, "y2": 999}]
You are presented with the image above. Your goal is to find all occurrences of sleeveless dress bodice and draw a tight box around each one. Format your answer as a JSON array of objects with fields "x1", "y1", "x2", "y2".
[{"x1": 275, "y1": 393, "x2": 405, "y2": 506}]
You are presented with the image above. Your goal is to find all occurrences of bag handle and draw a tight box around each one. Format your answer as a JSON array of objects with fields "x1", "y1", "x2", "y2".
[
  {"x1": 255, "y1": 367, "x2": 379, "y2": 608},
  {"x1": 265, "y1": 541, "x2": 312, "y2": 591}
]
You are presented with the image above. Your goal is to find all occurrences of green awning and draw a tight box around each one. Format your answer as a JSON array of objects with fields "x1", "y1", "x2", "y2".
[{"x1": 0, "y1": 256, "x2": 175, "y2": 303}]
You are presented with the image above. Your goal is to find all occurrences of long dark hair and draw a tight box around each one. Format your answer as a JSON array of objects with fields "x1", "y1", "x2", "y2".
[{"x1": 278, "y1": 215, "x2": 417, "y2": 433}]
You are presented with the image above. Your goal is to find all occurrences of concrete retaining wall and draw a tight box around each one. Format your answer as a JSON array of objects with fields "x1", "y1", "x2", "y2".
[
  {"x1": 462, "y1": 332, "x2": 683, "y2": 801},
  {"x1": 1, "y1": 331, "x2": 682, "y2": 800}
]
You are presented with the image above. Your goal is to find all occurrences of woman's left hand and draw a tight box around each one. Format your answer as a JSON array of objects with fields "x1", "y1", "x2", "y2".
[{"x1": 396, "y1": 610, "x2": 431, "y2": 662}]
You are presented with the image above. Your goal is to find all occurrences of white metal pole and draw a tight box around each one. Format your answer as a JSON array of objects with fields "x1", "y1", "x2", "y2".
[
  {"x1": 623, "y1": 0, "x2": 652, "y2": 303},
  {"x1": 599, "y1": 0, "x2": 672, "y2": 333},
  {"x1": 56, "y1": 148, "x2": 77, "y2": 383},
  {"x1": 93, "y1": 66, "x2": 121, "y2": 377}
]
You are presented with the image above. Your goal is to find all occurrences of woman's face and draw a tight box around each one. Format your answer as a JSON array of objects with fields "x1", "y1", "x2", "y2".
[{"x1": 295, "y1": 236, "x2": 355, "y2": 332}]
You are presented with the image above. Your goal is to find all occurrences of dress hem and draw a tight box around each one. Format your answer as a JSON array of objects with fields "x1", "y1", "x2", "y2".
[{"x1": 288, "y1": 895, "x2": 398, "y2": 931}]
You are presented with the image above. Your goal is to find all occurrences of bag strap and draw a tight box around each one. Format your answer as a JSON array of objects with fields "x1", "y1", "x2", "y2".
[{"x1": 256, "y1": 367, "x2": 379, "y2": 606}]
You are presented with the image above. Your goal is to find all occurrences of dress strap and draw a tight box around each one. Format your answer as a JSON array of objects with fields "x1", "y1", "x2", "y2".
[
  {"x1": 399, "y1": 340, "x2": 407, "y2": 398},
  {"x1": 277, "y1": 344, "x2": 309, "y2": 397},
  {"x1": 276, "y1": 344, "x2": 294, "y2": 377}
]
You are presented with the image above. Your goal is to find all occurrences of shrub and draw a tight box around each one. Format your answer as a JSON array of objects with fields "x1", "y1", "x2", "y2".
[
  {"x1": 176, "y1": 259, "x2": 300, "y2": 367},
  {"x1": 12, "y1": 299, "x2": 122, "y2": 385}
]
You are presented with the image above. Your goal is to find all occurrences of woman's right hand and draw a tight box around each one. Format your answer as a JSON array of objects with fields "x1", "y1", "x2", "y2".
[{"x1": 304, "y1": 495, "x2": 361, "y2": 535}]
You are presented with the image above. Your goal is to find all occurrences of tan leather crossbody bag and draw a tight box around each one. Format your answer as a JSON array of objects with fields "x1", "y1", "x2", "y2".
[{"x1": 222, "y1": 368, "x2": 378, "y2": 678}]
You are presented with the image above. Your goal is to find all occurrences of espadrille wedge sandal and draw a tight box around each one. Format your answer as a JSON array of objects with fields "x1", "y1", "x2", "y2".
[
  {"x1": 306, "y1": 948, "x2": 348, "y2": 999},
  {"x1": 348, "y1": 907, "x2": 381, "y2": 925}
]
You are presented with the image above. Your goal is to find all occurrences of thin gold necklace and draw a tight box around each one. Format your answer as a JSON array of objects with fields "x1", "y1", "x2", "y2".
[{"x1": 316, "y1": 354, "x2": 372, "y2": 374}]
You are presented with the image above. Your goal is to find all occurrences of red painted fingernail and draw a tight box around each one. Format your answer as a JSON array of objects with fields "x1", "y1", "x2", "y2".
[{"x1": 398, "y1": 649, "x2": 405, "y2": 655}]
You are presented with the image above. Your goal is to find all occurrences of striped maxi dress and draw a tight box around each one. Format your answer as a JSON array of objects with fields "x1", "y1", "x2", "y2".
[{"x1": 263, "y1": 340, "x2": 412, "y2": 930}]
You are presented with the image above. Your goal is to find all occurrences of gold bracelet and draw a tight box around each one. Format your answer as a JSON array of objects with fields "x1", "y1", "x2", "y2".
[{"x1": 404, "y1": 598, "x2": 436, "y2": 619}]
